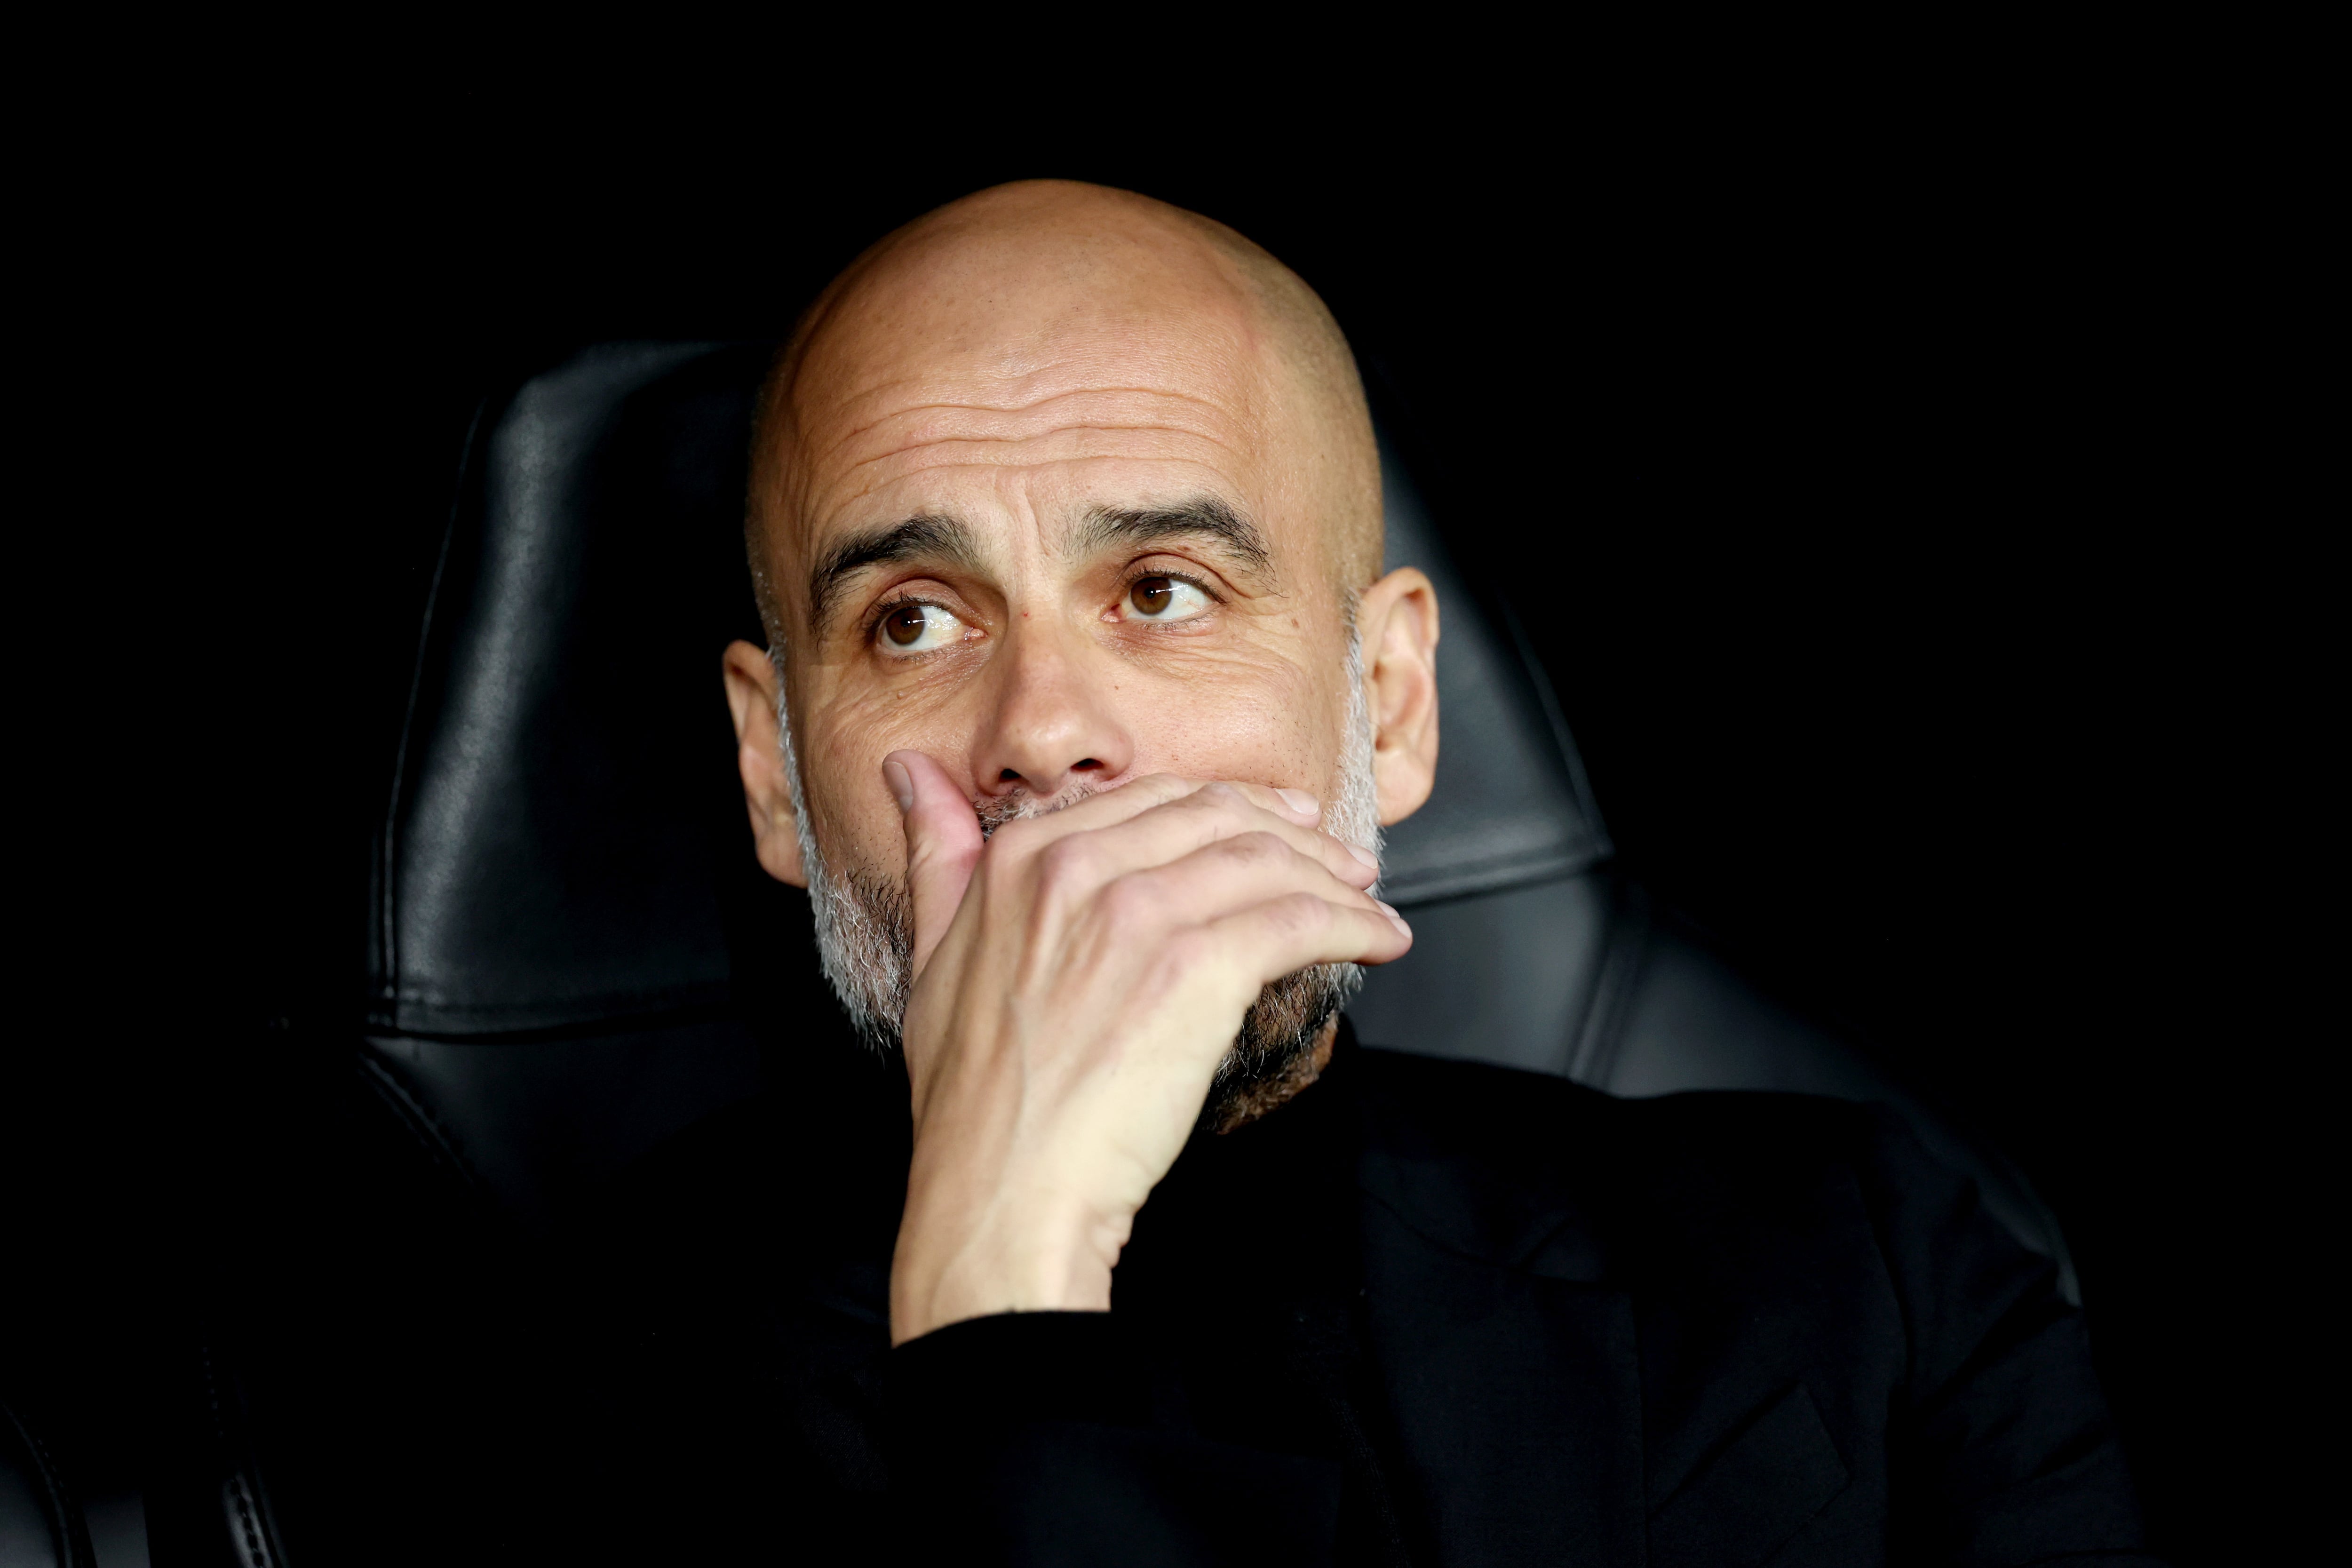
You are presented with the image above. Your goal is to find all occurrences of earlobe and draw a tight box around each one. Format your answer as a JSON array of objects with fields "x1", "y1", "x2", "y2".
[
  {"x1": 1358, "y1": 568, "x2": 1441, "y2": 827},
  {"x1": 721, "y1": 639, "x2": 808, "y2": 888}
]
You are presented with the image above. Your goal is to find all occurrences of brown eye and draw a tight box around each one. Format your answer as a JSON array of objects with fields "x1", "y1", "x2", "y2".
[
  {"x1": 1130, "y1": 576, "x2": 1175, "y2": 616},
  {"x1": 883, "y1": 605, "x2": 929, "y2": 646}
]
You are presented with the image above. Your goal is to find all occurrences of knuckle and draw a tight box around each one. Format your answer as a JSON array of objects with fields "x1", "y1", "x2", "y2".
[
  {"x1": 1227, "y1": 830, "x2": 1288, "y2": 868},
  {"x1": 1290, "y1": 891, "x2": 1337, "y2": 930},
  {"x1": 1262, "y1": 892, "x2": 1326, "y2": 939},
  {"x1": 1163, "y1": 926, "x2": 1213, "y2": 971},
  {"x1": 1194, "y1": 781, "x2": 1244, "y2": 811},
  {"x1": 1036, "y1": 834, "x2": 1095, "y2": 888},
  {"x1": 1126, "y1": 774, "x2": 1192, "y2": 814},
  {"x1": 1097, "y1": 873, "x2": 1158, "y2": 931}
]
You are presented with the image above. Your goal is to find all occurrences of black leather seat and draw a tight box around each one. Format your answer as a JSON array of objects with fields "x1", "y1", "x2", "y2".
[
  {"x1": 72, "y1": 338, "x2": 2070, "y2": 1568},
  {"x1": 2, "y1": 1400, "x2": 90, "y2": 1568},
  {"x1": 361, "y1": 342, "x2": 787, "y2": 1234}
]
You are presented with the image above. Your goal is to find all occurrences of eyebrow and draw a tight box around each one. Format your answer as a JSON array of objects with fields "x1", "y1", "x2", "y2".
[
  {"x1": 1069, "y1": 497, "x2": 1275, "y2": 584},
  {"x1": 807, "y1": 513, "x2": 985, "y2": 635}
]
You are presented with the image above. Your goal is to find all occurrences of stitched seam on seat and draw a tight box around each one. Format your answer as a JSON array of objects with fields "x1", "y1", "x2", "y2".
[
  {"x1": 5, "y1": 1400, "x2": 85, "y2": 1568},
  {"x1": 1390, "y1": 830, "x2": 1602, "y2": 874},
  {"x1": 1565, "y1": 881, "x2": 1651, "y2": 1087},
  {"x1": 374, "y1": 397, "x2": 486, "y2": 1027},
  {"x1": 387, "y1": 977, "x2": 735, "y2": 1035},
  {"x1": 392, "y1": 975, "x2": 729, "y2": 1008},
  {"x1": 1383, "y1": 844, "x2": 1606, "y2": 905},
  {"x1": 354, "y1": 1051, "x2": 483, "y2": 1196},
  {"x1": 1494, "y1": 594, "x2": 1614, "y2": 860},
  {"x1": 201, "y1": 1346, "x2": 277, "y2": 1568},
  {"x1": 225, "y1": 1471, "x2": 269, "y2": 1568}
]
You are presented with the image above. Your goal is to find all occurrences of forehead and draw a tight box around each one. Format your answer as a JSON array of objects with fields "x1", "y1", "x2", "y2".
[{"x1": 775, "y1": 230, "x2": 1297, "y2": 570}]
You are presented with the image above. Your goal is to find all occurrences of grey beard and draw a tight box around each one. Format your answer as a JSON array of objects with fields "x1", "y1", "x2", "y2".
[{"x1": 773, "y1": 640, "x2": 1383, "y2": 1122}]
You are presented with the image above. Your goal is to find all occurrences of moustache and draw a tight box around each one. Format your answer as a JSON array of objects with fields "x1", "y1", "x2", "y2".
[{"x1": 975, "y1": 781, "x2": 1102, "y2": 839}]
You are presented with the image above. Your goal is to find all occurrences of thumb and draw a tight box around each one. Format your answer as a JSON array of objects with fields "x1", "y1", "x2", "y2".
[{"x1": 885, "y1": 750, "x2": 982, "y2": 980}]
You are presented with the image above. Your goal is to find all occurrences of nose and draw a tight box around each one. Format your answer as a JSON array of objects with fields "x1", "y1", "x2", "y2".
[{"x1": 971, "y1": 620, "x2": 1134, "y2": 801}]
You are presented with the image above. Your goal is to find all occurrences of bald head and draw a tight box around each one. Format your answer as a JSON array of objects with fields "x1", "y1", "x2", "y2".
[{"x1": 747, "y1": 181, "x2": 1382, "y2": 645}]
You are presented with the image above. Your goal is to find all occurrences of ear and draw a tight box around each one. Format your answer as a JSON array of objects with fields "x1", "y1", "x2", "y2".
[
  {"x1": 1356, "y1": 567, "x2": 1440, "y2": 826},
  {"x1": 722, "y1": 639, "x2": 808, "y2": 888}
]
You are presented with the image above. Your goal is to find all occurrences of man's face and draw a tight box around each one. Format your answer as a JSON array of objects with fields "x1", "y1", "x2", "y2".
[
  {"x1": 770, "y1": 239, "x2": 1368, "y2": 939},
  {"x1": 723, "y1": 192, "x2": 1438, "y2": 1104}
]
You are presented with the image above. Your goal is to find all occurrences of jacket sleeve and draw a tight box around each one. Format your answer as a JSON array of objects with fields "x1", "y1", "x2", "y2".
[
  {"x1": 887, "y1": 1311, "x2": 1343, "y2": 1567},
  {"x1": 1858, "y1": 1109, "x2": 2165, "y2": 1567}
]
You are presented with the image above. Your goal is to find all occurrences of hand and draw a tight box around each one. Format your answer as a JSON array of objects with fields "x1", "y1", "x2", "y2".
[{"x1": 883, "y1": 752, "x2": 1413, "y2": 1345}]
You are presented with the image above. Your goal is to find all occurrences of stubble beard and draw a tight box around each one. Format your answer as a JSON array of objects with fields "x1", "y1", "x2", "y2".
[{"x1": 774, "y1": 639, "x2": 1383, "y2": 1128}]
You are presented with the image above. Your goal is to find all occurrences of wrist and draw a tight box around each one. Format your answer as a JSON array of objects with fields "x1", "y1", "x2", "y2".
[{"x1": 890, "y1": 1183, "x2": 1127, "y2": 1345}]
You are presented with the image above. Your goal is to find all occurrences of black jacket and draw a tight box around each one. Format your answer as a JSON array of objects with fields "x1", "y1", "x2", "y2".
[{"x1": 588, "y1": 1025, "x2": 2154, "y2": 1566}]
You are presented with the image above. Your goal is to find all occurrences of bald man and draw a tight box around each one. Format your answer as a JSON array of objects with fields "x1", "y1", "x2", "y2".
[{"x1": 608, "y1": 183, "x2": 2155, "y2": 1565}]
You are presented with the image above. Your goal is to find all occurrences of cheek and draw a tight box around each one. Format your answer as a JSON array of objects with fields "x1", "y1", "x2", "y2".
[
  {"x1": 794, "y1": 685, "x2": 958, "y2": 879},
  {"x1": 800, "y1": 766, "x2": 901, "y2": 881},
  {"x1": 1126, "y1": 653, "x2": 1344, "y2": 789}
]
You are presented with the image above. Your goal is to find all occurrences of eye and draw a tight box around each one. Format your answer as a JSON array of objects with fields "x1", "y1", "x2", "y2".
[
  {"x1": 875, "y1": 601, "x2": 968, "y2": 656},
  {"x1": 1123, "y1": 574, "x2": 1212, "y2": 623}
]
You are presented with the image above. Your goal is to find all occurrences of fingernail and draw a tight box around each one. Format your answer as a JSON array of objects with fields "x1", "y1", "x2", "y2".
[
  {"x1": 1347, "y1": 843, "x2": 1379, "y2": 870},
  {"x1": 1375, "y1": 899, "x2": 1399, "y2": 918},
  {"x1": 1277, "y1": 788, "x2": 1319, "y2": 816},
  {"x1": 883, "y1": 757, "x2": 914, "y2": 813},
  {"x1": 1386, "y1": 910, "x2": 1412, "y2": 938}
]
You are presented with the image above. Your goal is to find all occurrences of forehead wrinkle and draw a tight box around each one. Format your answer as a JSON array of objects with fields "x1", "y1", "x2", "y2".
[
  {"x1": 833, "y1": 422, "x2": 1257, "y2": 488},
  {"x1": 807, "y1": 457, "x2": 1258, "y2": 548},
  {"x1": 751, "y1": 183, "x2": 1384, "y2": 625},
  {"x1": 802, "y1": 381, "x2": 1260, "y2": 477}
]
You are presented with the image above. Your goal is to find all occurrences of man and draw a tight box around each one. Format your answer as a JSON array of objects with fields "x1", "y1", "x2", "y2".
[{"x1": 616, "y1": 180, "x2": 2153, "y2": 1564}]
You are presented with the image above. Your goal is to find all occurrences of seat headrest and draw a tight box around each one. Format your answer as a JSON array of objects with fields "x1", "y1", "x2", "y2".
[
  {"x1": 371, "y1": 342, "x2": 1609, "y2": 1036},
  {"x1": 1374, "y1": 446, "x2": 1611, "y2": 902}
]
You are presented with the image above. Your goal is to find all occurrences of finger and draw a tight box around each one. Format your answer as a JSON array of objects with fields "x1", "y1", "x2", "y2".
[
  {"x1": 1044, "y1": 783, "x2": 1379, "y2": 894},
  {"x1": 1103, "y1": 833, "x2": 1393, "y2": 931},
  {"x1": 888, "y1": 750, "x2": 984, "y2": 980},
  {"x1": 1201, "y1": 893, "x2": 1415, "y2": 990}
]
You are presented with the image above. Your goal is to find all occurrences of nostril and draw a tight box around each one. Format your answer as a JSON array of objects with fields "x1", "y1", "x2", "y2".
[
  {"x1": 1073, "y1": 758, "x2": 1103, "y2": 772},
  {"x1": 999, "y1": 768, "x2": 1022, "y2": 784}
]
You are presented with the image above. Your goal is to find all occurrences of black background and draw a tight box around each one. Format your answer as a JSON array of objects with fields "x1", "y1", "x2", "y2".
[{"x1": 15, "y1": 61, "x2": 2319, "y2": 1566}]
